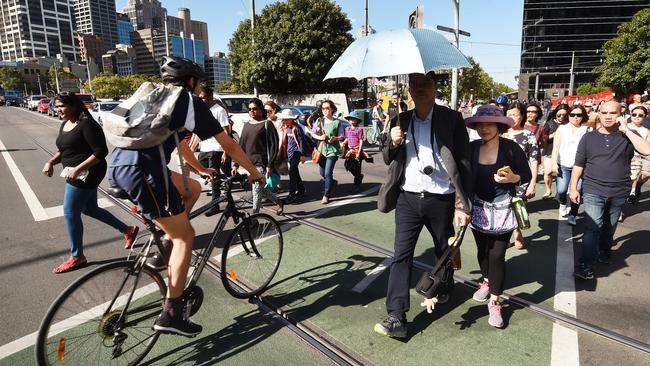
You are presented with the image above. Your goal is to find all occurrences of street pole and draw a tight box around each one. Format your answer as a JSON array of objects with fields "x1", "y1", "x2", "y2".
[
  {"x1": 54, "y1": 59, "x2": 60, "y2": 94},
  {"x1": 534, "y1": 73, "x2": 540, "y2": 101},
  {"x1": 164, "y1": 9, "x2": 170, "y2": 56},
  {"x1": 363, "y1": 0, "x2": 368, "y2": 107},
  {"x1": 568, "y1": 51, "x2": 575, "y2": 96},
  {"x1": 250, "y1": 0, "x2": 258, "y2": 97},
  {"x1": 86, "y1": 55, "x2": 93, "y2": 94},
  {"x1": 37, "y1": 74, "x2": 42, "y2": 95},
  {"x1": 450, "y1": 0, "x2": 460, "y2": 110}
]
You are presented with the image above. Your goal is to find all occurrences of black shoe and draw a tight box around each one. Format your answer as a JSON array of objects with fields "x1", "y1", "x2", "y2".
[
  {"x1": 285, "y1": 195, "x2": 297, "y2": 204},
  {"x1": 153, "y1": 310, "x2": 202, "y2": 337},
  {"x1": 374, "y1": 315, "x2": 407, "y2": 338},
  {"x1": 597, "y1": 253, "x2": 612, "y2": 264},
  {"x1": 204, "y1": 205, "x2": 220, "y2": 217},
  {"x1": 436, "y1": 293, "x2": 450, "y2": 304},
  {"x1": 626, "y1": 194, "x2": 638, "y2": 205},
  {"x1": 573, "y1": 265, "x2": 594, "y2": 280}
]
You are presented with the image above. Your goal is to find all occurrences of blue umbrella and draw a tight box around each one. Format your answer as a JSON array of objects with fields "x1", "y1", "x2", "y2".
[{"x1": 324, "y1": 28, "x2": 471, "y2": 80}]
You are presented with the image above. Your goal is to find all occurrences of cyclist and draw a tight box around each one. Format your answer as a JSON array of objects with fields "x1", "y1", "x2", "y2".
[{"x1": 108, "y1": 56, "x2": 264, "y2": 337}]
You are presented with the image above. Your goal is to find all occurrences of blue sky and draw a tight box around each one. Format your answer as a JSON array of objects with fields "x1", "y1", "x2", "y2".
[{"x1": 117, "y1": 0, "x2": 524, "y2": 88}]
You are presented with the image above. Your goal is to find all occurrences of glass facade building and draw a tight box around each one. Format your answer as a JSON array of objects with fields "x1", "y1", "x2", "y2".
[
  {"x1": 205, "y1": 52, "x2": 232, "y2": 88},
  {"x1": 519, "y1": 0, "x2": 648, "y2": 99},
  {"x1": 117, "y1": 14, "x2": 132, "y2": 45}
]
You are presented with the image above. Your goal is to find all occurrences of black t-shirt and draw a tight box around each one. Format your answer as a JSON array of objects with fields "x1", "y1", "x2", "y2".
[
  {"x1": 471, "y1": 138, "x2": 532, "y2": 201},
  {"x1": 574, "y1": 130, "x2": 634, "y2": 197},
  {"x1": 110, "y1": 91, "x2": 224, "y2": 168},
  {"x1": 56, "y1": 115, "x2": 109, "y2": 189},
  {"x1": 239, "y1": 120, "x2": 278, "y2": 168}
]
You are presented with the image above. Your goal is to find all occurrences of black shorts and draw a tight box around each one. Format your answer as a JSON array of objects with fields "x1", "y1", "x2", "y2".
[{"x1": 108, "y1": 165, "x2": 185, "y2": 220}]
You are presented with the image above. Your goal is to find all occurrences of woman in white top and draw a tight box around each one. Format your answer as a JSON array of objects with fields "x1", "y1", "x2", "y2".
[
  {"x1": 626, "y1": 106, "x2": 650, "y2": 204},
  {"x1": 551, "y1": 105, "x2": 591, "y2": 225}
]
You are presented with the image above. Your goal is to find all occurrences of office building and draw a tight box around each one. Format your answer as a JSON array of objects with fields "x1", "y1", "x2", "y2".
[
  {"x1": 102, "y1": 45, "x2": 136, "y2": 75},
  {"x1": 122, "y1": 0, "x2": 165, "y2": 31},
  {"x1": 117, "y1": 13, "x2": 132, "y2": 45},
  {"x1": 74, "y1": 0, "x2": 119, "y2": 50},
  {"x1": 0, "y1": 0, "x2": 77, "y2": 61},
  {"x1": 205, "y1": 52, "x2": 232, "y2": 88},
  {"x1": 78, "y1": 33, "x2": 104, "y2": 64},
  {"x1": 132, "y1": 28, "x2": 156, "y2": 75},
  {"x1": 519, "y1": 0, "x2": 648, "y2": 99}
]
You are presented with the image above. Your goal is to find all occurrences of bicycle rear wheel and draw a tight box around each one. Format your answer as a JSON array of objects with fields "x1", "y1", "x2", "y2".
[
  {"x1": 35, "y1": 260, "x2": 166, "y2": 366},
  {"x1": 221, "y1": 213, "x2": 283, "y2": 298}
]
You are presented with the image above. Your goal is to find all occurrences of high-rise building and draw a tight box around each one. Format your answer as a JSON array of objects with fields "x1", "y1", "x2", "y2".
[
  {"x1": 0, "y1": 0, "x2": 77, "y2": 61},
  {"x1": 205, "y1": 52, "x2": 232, "y2": 88},
  {"x1": 132, "y1": 28, "x2": 156, "y2": 75},
  {"x1": 122, "y1": 0, "x2": 165, "y2": 31},
  {"x1": 74, "y1": 0, "x2": 119, "y2": 50},
  {"x1": 116, "y1": 13, "x2": 132, "y2": 45},
  {"x1": 78, "y1": 33, "x2": 105, "y2": 64},
  {"x1": 519, "y1": 0, "x2": 648, "y2": 99}
]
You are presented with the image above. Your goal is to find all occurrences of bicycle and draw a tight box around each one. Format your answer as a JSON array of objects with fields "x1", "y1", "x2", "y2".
[{"x1": 35, "y1": 174, "x2": 284, "y2": 365}]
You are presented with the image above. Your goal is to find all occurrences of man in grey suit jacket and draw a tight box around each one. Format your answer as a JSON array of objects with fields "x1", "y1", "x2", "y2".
[{"x1": 374, "y1": 71, "x2": 472, "y2": 338}]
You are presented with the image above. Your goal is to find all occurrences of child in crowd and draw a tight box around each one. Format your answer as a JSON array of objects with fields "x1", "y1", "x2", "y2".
[{"x1": 342, "y1": 111, "x2": 370, "y2": 191}]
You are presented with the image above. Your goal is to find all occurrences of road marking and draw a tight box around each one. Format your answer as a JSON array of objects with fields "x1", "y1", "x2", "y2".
[
  {"x1": 351, "y1": 258, "x2": 391, "y2": 293},
  {"x1": 551, "y1": 210, "x2": 580, "y2": 366},
  {"x1": 0, "y1": 136, "x2": 113, "y2": 221},
  {"x1": 302, "y1": 186, "x2": 379, "y2": 220},
  {"x1": 0, "y1": 282, "x2": 160, "y2": 360}
]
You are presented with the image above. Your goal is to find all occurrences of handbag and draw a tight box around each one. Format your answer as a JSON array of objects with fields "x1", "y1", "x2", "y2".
[
  {"x1": 470, "y1": 195, "x2": 518, "y2": 234},
  {"x1": 415, "y1": 226, "x2": 467, "y2": 298},
  {"x1": 311, "y1": 141, "x2": 324, "y2": 164}
]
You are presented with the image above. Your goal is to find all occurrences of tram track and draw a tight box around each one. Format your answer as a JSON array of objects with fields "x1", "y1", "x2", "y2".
[{"x1": 18, "y1": 108, "x2": 649, "y2": 363}]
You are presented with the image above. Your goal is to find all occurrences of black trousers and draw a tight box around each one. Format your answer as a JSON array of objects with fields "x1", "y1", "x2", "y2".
[
  {"x1": 386, "y1": 190, "x2": 455, "y2": 319},
  {"x1": 198, "y1": 151, "x2": 224, "y2": 199},
  {"x1": 471, "y1": 229, "x2": 512, "y2": 296}
]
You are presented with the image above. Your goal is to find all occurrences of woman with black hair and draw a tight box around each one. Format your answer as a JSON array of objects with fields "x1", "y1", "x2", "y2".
[
  {"x1": 42, "y1": 93, "x2": 139, "y2": 273},
  {"x1": 541, "y1": 104, "x2": 569, "y2": 199}
]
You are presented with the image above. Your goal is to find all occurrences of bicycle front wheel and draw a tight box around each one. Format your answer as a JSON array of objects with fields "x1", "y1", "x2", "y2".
[
  {"x1": 221, "y1": 213, "x2": 283, "y2": 298},
  {"x1": 35, "y1": 260, "x2": 166, "y2": 366}
]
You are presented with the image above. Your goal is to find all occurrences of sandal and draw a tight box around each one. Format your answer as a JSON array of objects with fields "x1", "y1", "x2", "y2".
[
  {"x1": 123, "y1": 226, "x2": 140, "y2": 249},
  {"x1": 53, "y1": 257, "x2": 87, "y2": 274}
]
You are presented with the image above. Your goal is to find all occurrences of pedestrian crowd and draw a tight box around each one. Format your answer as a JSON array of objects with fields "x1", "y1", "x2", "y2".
[{"x1": 38, "y1": 55, "x2": 650, "y2": 338}]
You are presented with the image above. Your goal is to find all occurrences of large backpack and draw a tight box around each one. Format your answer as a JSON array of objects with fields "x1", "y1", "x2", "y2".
[{"x1": 103, "y1": 82, "x2": 185, "y2": 149}]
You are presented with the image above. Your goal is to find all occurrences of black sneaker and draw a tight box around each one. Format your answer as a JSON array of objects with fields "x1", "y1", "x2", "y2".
[
  {"x1": 573, "y1": 265, "x2": 594, "y2": 280},
  {"x1": 626, "y1": 194, "x2": 638, "y2": 205},
  {"x1": 374, "y1": 315, "x2": 407, "y2": 338},
  {"x1": 285, "y1": 195, "x2": 297, "y2": 204},
  {"x1": 153, "y1": 310, "x2": 202, "y2": 337}
]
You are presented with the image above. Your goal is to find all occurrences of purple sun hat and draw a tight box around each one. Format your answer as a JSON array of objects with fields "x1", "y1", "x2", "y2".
[{"x1": 465, "y1": 105, "x2": 514, "y2": 129}]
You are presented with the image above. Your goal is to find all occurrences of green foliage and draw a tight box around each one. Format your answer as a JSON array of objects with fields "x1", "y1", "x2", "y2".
[
  {"x1": 576, "y1": 83, "x2": 609, "y2": 96},
  {"x1": 594, "y1": 8, "x2": 650, "y2": 94},
  {"x1": 0, "y1": 67, "x2": 25, "y2": 90},
  {"x1": 438, "y1": 57, "x2": 512, "y2": 101},
  {"x1": 228, "y1": 0, "x2": 356, "y2": 94},
  {"x1": 86, "y1": 74, "x2": 161, "y2": 98},
  {"x1": 47, "y1": 66, "x2": 76, "y2": 92},
  {"x1": 216, "y1": 81, "x2": 240, "y2": 93}
]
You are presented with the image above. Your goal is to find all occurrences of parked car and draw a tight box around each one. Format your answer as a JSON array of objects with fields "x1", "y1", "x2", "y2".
[
  {"x1": 28, "y1": 95, "x2": 47, "y2": 110},
  {"x1": 5, "y1": 96, "x2": 22, "y2": 106},
  {"x1": 214, "y1": 94, "x2": 256, "y2": 137},
  {"x1": 89, "y1": 101, "x2": 120, "y2": 125},
  {"x1": 47, "y1": 99, "x2": 58, "y2": 117},
  {"x1": 76, "y1": 93, "x2": 94, "y2": 109},
  {"x1": 37, "y1": 98, "x2": 51, "y2": 113}
]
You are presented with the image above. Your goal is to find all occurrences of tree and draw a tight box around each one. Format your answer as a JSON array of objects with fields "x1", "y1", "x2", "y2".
[
  {"x1": 576, "y1": 83, "x2": 609, "y2": 96},
  {"x1": 47, "y1": 66, "x2": 76, "y2": 92},
  {"x1": 594, "y1": 8, "x2": 650, "y2": 94},
  {"x1": 228, "y1": 0, "x2": 356, "y2": 94},
  {"x1": 0, "y1": 67, "x2": 25, "y2": 90},
  {"x1": 84, "y1": 74, "x2": 161, "y2": 98},
  {"x1": 216, "y1": 81, "x2": 239, "y2": 93},
  {"x1": 438, "y1": 57, "x2": 510, "y2": 101}
]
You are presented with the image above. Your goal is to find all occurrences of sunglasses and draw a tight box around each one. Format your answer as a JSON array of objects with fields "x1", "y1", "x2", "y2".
[
  {"x1": 569, "y1": 113, "x2": 583, "y2": 117},
  {"x1": 632, "y1": 113, "x2": 646, "y2": 118}
]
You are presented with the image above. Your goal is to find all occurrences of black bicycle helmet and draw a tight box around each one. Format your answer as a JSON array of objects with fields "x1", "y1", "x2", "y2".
[{"x1": 160, "y1": 55, "x2": 206, "y2": 81}]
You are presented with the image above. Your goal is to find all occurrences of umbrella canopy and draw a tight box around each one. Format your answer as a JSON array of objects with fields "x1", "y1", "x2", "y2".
[{"x1": 324, "y1": 28, "x2": 471, "y2": 80}]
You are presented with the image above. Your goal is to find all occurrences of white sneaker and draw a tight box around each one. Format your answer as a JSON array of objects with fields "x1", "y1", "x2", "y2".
[
  {"x1": 567, "y1": 215, "x2": 577, "y2": 226},
  {"x1": 559, "y1": 204, "x2": 568, "y2": 217}
]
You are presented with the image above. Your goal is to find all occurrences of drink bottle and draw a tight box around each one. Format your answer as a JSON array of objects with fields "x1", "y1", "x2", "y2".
[{"x1": 512, "y1": 197, "x2": 530, "y2": 229}]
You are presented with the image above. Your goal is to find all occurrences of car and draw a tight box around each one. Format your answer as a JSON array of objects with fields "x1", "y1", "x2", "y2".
[
  {"x1": 76, "y1": 94, "x2": 95, "y2": 109},
  {"x1": 37, "y1": 98, "x2": 51, "y2": 113},
  {"x1": 5, "y1": 96, "x2": 22, "y2": 106},
  {"x1": 89, "y1": 101, "x2": 121, "y2": 125},
  {"x1": 47, "y1": 99, "x2": 58, "y2": 117},
  {"x1": 28, "y1": 95, "x2": 47, "y2": 110},
  {"x1": 214, "y1": 94, "x2": 256, "y2": 137}
]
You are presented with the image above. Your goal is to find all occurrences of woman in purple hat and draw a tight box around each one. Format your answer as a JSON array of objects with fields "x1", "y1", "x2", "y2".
[{"x1": 465, "y1": 105, "x2": 532, "y2": 328}]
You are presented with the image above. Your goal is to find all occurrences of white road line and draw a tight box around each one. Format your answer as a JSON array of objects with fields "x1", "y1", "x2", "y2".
[
  {"x1": 551, "y1": 210, "x2": 580, "y2": 366},
  {"x1": 0, "y1": 282, "x2": 160, "y2": 360},
  {"x1": 0, "y1": 136, "x2": 114, "y2": 221},
  {"x1": 0, "y1": 136, "x2": 49, "y2": 221},
  {"x1": 351, "y1": 258, "x2": 392, "y2": 293}
]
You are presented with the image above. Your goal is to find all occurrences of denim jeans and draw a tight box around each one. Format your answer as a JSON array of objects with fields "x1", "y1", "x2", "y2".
[
  {"x1": 580, "y1": 192, "x2": 626, "y2": 268},
  {"x1": 64, "y1": 183, "x2": 128, "y2": 257},
  {"x1": 556, "y1": 165, "x2": 582, "y2": 215},
  {"x1": 288, "y1": 154, "x2": 305, "y2": 196},
  {"x1": 318, "y1": 156, "x2": 338, "y2": 197}
]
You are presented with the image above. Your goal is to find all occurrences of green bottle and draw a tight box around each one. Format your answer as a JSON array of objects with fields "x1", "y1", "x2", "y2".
[{"x1": 512, "y1": 197, "x2": 530, "y2": 229}]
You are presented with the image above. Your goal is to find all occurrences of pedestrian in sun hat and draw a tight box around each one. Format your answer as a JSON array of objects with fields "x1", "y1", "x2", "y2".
[
  {"x1": 342, "y1": 110, "x2": 370, "y2": 190},
  {"x1": 465, "y1": 104, "x2": 532, "y2": 328}
]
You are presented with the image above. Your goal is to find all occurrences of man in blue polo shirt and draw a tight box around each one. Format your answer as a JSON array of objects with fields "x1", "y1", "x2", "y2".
[{"x1": 569, "y1": 101, "x2": 650, "y2": 280}]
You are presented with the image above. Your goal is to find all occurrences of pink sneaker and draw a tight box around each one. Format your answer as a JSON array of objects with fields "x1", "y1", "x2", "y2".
[
  {"x1": 472, "y1": 281, "x2": 490, "y2": 302},
  {"x1": 123, "y1": 226, "x2": 139, "y2": 249},
  {"x1": 488, "y1": 300, "x2": 504, "y2": 328}
]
